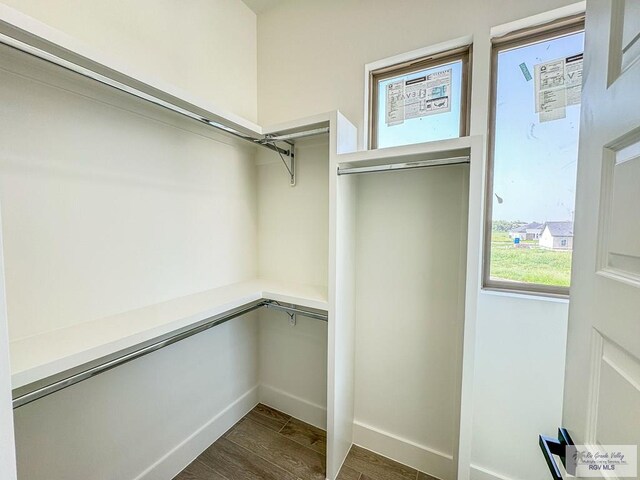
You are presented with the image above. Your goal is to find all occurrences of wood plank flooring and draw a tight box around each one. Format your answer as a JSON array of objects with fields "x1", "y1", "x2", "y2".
[{"x1": 174, "y1": 404, "x2": 439, "y2": 480}]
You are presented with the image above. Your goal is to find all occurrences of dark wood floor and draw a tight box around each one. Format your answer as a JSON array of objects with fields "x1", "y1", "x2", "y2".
[{"x1": 174, "y1": 403, "x2": 439, "y2": 480}]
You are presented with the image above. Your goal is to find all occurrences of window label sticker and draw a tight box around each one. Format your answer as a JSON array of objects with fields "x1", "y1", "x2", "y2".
[
  {"x1": 385, "y1": 80, "x2": 405, "y2": 126},
  {"x1": 385, "y1": 68, "x2": 452, "y2": 126},
  {"x1": 534, "y1": 53, "x2": 583, "y2": 122},
  {"x1": 565, "y1": 53, "x2": 583, "y2": 106},
  {"x1": 519, "y1": 62, "x2": 533, "y2": 81}
]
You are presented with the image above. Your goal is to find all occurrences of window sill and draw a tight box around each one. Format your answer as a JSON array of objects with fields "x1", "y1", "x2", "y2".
[{"x1": 481, "y1": 286, "x2": 570, "y2": 304}]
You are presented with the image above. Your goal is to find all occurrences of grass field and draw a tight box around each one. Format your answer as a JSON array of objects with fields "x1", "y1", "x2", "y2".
[{"x1": 490, "y1": 231, "x2": 572, "y2": 287}]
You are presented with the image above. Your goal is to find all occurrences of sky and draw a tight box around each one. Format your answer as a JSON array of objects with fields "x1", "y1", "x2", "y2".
[
  {"x1": 377, "y1": 61, "x2": 463, "y2": 148},
  {"x1": 492, "y1": 31, "x2": 584, "y2": 223},
  {"x1": 376, "y1": 31, "x2": 584, "y2": 224}
]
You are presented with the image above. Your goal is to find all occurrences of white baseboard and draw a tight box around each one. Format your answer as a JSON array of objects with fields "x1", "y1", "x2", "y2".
[
  {"x1": 134, "y1": 385, "x2": 259, "y2": 480},
  {"x1": 470, "y1": 464, "x2": 515, "y2": 480},
  {"x1": 258, "y1": 384, "x2": 327, "y2": 430},
  {"x1": 352, "y1": 420, "x2": 454, "y2": 480}
]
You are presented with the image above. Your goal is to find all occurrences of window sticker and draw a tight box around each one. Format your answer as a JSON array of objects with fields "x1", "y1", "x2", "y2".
[
  {"x1": 385, "y1": 68, "x2": 452, "y2": 126},
  {"x1": 534, "y1": 53, "x2": 583, "y2": 123}
]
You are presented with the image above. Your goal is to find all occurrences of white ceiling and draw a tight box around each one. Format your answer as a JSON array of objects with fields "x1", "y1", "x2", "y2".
[{"x1": 241, "y1": 0, "x2": 287, "y2": 14}]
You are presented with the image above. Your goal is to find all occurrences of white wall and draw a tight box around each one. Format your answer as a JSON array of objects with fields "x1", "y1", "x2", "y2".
[
  {"x1": 256, "y1": 2, "x2": 577, "y2": 479},
  {"x1": 256, "y1": 137, "x2": 329, "y2": 288},
  {"x1": 1, "y1": 2, "x2": 262, "y2": 477},
  {"x1": 13, "y1": 314, "x2": 259, "y2": 480},
  {"x1": 256, "y1": 0, "x2": 576, "y2": 138},
  {"x1": 255, "y1": 137, "x2": 330, "y2": 427},
  {"x1": 471, "y1": 293, "x2": 568, "y2": 480},
  {"x1": 1, "y1": 0, "x2": 258, "y2": 122},
  {"x1": 353, "y1": 165, "x2": 469, "y2": 480},
  {"x1": 0, "y1": 44, "x2": 258, "y2": 341}
]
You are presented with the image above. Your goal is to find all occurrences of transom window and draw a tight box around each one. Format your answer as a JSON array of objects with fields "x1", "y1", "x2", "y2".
[{"x1": 369, "y1": 47, "x2": 470, "y2": 149}]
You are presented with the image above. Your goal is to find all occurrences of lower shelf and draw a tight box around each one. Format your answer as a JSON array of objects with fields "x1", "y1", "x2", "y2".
[{"x1": 10, "y1": 279, "x2": 328, "y2": 403}]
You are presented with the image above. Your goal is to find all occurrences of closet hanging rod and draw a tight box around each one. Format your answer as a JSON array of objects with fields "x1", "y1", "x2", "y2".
[
  {"x1": 337, "y1": 156, "x2": 470, "y2": 176},
  {"x1": 262, "y1": 300, "x2": 329, "y2": 321},
  {"x1": 0, "y1": 32, "x2": 304, "y2": 157},
  {"x1": 12, "y1": 300, "x2": 328, "y2": 409}
]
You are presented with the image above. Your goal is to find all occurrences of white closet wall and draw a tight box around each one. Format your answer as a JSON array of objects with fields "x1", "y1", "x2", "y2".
[
  {"x1": 256, "y1": 138, "x2": 330, "y2": 427},
  {"x1": 0, "y1": 0, "x2": 258, "y2": 122},
  {"x1": 353, "y1": 165, "x2": 469, "y2": 480},
  {"x1": 257, "y1": 138, "x2": 329, "y2": 287},
  {"x1": 0, "y1": 46, "x2": 258, "y2": 341},
  {"x1": 14, "y1": 317, "x2": 259, "y2": 480}
]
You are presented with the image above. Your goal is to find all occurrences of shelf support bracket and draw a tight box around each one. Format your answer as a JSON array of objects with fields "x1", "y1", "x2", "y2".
[{"x1": 258, "y1": 136, "x2": 296, "y2": 186}]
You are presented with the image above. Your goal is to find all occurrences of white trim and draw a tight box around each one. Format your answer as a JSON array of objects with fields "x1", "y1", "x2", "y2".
[
  {"x1": 470, "y1": 464, "x2": 515, "y2": 480},
  {"x1": 362, "y1": 35, "x2": 473, "y2": 149},
  {"x1": 479, "y1": 288, "x2": 570, "y2": 304},
  {"x1": 259, "y1": 384, "x2": 327, "y2": 430},
  {"x1": 134, "y1": 386, "x2": 259, "y2": 480},
  {"x1": 490, "y1": 1, "x2": 586, "y2": 39},
  {"x1": 352, "y1": 420, "x2": 453, "y2": 480},
  {"x1": 456, "y1": 135, "x2": 486, "y2": 480},
  {"x1": 0, "y1": 204, "x2": 16, "y2": 479}
]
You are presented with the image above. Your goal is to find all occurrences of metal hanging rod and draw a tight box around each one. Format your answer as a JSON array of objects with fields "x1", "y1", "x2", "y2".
[
  {"x1": 337, "y1": 156, "x2": 470, "y2": 176},
  {"x1": 0, "y1": 32, "x2": 297, "y2": 156},
  {"x1": 0, "y1": 28, "x2": 331, "y2": 185},
  {"x1": 262, "y1": 300, "x2": 328, "y2": 322},
  {"x1": 0, "y1": 30, "x2": 321, "y2": 168},
  {"x1": 12, "y1": 300, "x2": 328, "y2": 409}
]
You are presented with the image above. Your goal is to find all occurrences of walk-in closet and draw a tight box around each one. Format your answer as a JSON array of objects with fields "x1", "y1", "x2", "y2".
[{"x1": 0, "y1": 2, "x2": 606, "y2": 480}]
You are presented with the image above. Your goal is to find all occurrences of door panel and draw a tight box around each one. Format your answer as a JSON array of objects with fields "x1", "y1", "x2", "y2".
[
  {"x1": 598, "y1": 133, "x2": 640, "y2": 286},
  {"x1": 619, "y1": 0, "x2": 640, "y2": 72},
  {"x1": 562, "y1": 0, "x2": 640, "y2": 467},
  {"x1": 586, "y1": 332, "x2": 640, "y2": 447}
]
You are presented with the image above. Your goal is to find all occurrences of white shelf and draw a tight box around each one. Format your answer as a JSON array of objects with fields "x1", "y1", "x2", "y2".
[
  {"x1": 10, "y1": 279, "x2": 328, "y2": 389},
  {"x1": 337, "y1": 136, "x2": 473, "y2": 169},
  {"x1": 0, "y1": 4, "x2": 262, "y2": 137},
  {"x1": 262, "y1": 112, "x2": 332, "y2": 136}
]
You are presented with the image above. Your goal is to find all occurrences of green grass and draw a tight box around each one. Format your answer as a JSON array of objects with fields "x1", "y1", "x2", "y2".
[{"x1": 490, "y1": 231, "x2": 572, "y2": 287}]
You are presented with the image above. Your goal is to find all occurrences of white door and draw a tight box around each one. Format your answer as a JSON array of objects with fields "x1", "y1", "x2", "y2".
[{"x1": 544, "y1": 0, "x2": 640, "y2": 478}]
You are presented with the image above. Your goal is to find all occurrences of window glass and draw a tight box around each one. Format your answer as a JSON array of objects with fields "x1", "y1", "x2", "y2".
[
  {"x1": 487, "y1": 27, "x2": 584, "y2": 293},
  {"x1": 371, "y1": 52, "x2": 467, "y2": 149}
]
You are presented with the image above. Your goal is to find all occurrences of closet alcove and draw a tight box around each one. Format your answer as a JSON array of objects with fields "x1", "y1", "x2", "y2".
[
  {"x1": 0, "y1": 8, "x2": 483, "y2": 480},
  {"x1": 335, "y1": 139, "x2": 475, "y2": 480}
]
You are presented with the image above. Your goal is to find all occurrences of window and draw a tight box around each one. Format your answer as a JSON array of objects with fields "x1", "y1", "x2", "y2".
[
  {"x1": 369, "y1": 47, "x2": 470, "y2": 149},
  {"x1": 485, "y1": 17, "x2": 584, "y2": 296}
]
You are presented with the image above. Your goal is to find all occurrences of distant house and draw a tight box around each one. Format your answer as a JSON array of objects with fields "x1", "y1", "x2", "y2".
[
  {"x1": 508, "y1": 222, "x2": 543, "y2": 241},
  {"x1": 539, "y1": 221, "x2": 574, "y2": 250}
]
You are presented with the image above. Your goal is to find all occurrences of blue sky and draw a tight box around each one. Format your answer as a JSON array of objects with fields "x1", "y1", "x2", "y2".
[
  {"x1": 492, "y1": 31, "x2": 584, "y2": 223},
  {"x1": 377, "y1": 61, "x2": 463, "y2": 148},
  {"x1": 376, "y1": 31, "x2": 584, "y2": 224}
]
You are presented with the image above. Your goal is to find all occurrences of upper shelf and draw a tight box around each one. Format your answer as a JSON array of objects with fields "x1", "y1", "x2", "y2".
[
  {"x1": 0, "y1": 5, "x2": 263, "y2": 139},
  {"x1": 10, "y1": 279, "x2": 328, "y2": 390},
  {"x1": 336, "y1": 136, "x2": 473, "y2": 170},
  {"x1": 0, "y1": 6, "x2": 345, "y2": 145}
]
